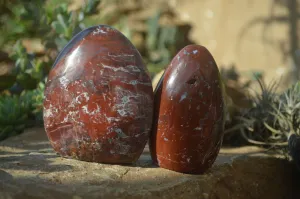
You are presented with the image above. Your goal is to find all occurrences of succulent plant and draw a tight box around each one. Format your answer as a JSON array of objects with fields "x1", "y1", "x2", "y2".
[
  {"x1": 0, "y1": 94, "x2": 30, "y2": 141},
  {"x1": 0, "y1": 81, "x2": 45, "y2": 141},
  {"x1": 25, "y1": 82, "x2": 45, "y2": 124},
  {"x1": 233, "y1": 79, "x2": 299, "y2": 146}
]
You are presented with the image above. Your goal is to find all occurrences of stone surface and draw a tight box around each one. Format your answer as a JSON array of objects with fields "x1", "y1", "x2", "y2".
[
  {"x1": 1, "y1": 128, "x2": 300, "y2": 199},
  {"x1": 43, "y1": 25, "x2": 153, "y2": 164},
  {"x1": 150, "y1": 45, "x2": 225, "y2": 174}
]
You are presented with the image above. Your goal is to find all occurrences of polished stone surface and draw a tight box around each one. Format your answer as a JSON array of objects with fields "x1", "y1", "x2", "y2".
[
  {"x1": 150, "y1": 45, "x2": 225, "y2": 174},
  {"x1": 43, "y1": 25, "x2": 153, "y2": 164}
]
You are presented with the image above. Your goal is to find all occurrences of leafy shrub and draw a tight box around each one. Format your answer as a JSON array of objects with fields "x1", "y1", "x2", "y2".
[
  {"x1": 0, "y1": 94, "x2": 29, "y2": 140},
  {"x1": 0, "y1": 0, "x2": 101, "y2": 140}
]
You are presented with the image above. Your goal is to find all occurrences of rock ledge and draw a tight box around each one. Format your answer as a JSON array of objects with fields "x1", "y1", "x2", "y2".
[{"x1": 1, "y1": 128, "x2": 299, "y2": 199}]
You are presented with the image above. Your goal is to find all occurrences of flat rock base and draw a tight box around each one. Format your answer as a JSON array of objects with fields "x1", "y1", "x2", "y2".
[{"x1": 1, "y1": 128, "x2": 299, "y2": 199}]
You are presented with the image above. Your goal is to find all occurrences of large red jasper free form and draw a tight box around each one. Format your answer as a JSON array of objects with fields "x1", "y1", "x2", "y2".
[
  {"x1": 149, "y1": 45, "x2": 225, "y2": 174},
  {"x1": 43, "y1": 25, "x2": 154, "y2": 164}
]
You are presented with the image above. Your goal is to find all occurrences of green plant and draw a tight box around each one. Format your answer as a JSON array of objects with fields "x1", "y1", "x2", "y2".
[
  {"x1": 82, "y1": 0, "x2": 101, "y2": 16},
  {"x1": 44, "y1": 1, "x2": 101, "y2": 51},
  {"x1": 45, "y1": 3, "x2": 82, "y2": 50},
  {"x1": 0, "y1": 0, "x2": 47, "y2": 48},
  {"x1": 236, "y1": 79, "x2": 300, "y2": 146},
  {"x1": 0, "y1": 0, "x2": 102, "y2": 140},
  {"x1": 9, "y1": 41, "x2": 49, "y2": 92},
  {"x1": 145, "y1": 11, "x2": 179, "y2": 76},
  {"x1": 24, "y1": 82, "x2": 45, "y2": 124},
  {"x1": 270, "y1": 81, "x2": 300, "y2": 137},
  {"x1": 0, "y1": 82, "x2": 45, "y2": 140},
  {"x1": 0, "y1": 94, "x2": 30, "y2": 140}
]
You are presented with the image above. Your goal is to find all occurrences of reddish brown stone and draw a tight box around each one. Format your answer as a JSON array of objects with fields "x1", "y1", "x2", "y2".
[
  {"x1": 149, "y1": 45, "x2": 225, "y2": 174},
  {"x1": 43, "y1": 25, "x2": 154, "y2": 164}
]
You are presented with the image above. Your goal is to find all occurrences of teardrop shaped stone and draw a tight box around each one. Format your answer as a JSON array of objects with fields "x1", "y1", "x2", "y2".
[{"x1": 149, "y1": 45, "x2": 225, "y2": 174}]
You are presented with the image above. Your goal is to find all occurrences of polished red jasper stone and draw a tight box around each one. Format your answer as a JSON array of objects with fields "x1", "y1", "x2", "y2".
[
  {"x1": 43, "y1": 25, "x2": 154, "y2": 164},
  {"x1": 149, "y1": 45, "x2": 225, "y2": 174}
]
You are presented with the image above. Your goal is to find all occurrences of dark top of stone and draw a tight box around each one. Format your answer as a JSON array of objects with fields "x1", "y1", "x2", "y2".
[{"x1": 53, "y1": 25, "x2": 113, "y2": 67}]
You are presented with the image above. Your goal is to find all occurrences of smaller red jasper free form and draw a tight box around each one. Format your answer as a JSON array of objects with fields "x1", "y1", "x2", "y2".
[{"x1": 149, "y1": 45, "x2": 225, "y2": 174}]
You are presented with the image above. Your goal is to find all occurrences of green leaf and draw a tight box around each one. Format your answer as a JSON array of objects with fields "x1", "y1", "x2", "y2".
[
  {"x1": 54, "y1": 4, "x2": 68, "y2": 15},
  {"x1": 0, "y1": 75, "x2": 16, "y2": 91},
  {"x1": 78, "y1": 12, "x2": 84, "y2": 22},
  {"x1": 51, "y1": 21, "x2": 65, "y2": 34},
  {"x1": 16, "y1": 73, "x2": 37, "y2": 90},
  {"x1": 57, "y1": 13, "x2": 68, "y2": 30},
  {"x1": 83, "y1": 0, "x2": 101, "y2": 15}
]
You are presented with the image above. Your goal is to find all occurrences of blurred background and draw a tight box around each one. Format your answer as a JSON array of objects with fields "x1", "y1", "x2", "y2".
[{"x1": 0, "y1": 0, "x2": 299, "y2": 150}]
